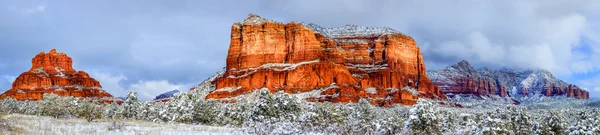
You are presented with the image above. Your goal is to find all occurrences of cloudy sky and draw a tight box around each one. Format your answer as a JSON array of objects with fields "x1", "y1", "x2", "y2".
[{"x1": 1, "y1": 0, "x2": 599, "y2": 100}]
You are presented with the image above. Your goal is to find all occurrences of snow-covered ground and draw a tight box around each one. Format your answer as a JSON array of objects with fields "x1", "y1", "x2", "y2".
[{"x1": 0, "y1": 114, "x2": 241, "y2": 135}]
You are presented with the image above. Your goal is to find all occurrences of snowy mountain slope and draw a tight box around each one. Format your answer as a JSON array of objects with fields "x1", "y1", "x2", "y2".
[{"x1": 427, "y1": 60, "x2": 589, "y2": 102}]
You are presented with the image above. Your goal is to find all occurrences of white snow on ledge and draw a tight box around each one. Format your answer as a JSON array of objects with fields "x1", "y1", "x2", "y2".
[
  {"x1": 228, "y1": 59, "x2": 320, "y2": 78},
  {"x1": 302, "y1": 23, "x2": 403, "y2": 39},
  {"x1": 296, "y1": 83, "x2": 340, "y2": 99},
  {"x1": 33, "y1": 67, "x2": 49, "y2": 76},
  {"x1": 214, "y1": 86, "x2": 242, "y2": 92},
  {"x1": 55, "y1": 67, "x2": 67, "y2": 78},
  {"x1": 347, "y1": 63, "x2": 388, "y2": 71},
  {"x1": 365, "y1": 87, "x2": 377, "y2": 94},
  {"x1": 402, "y1": 86, "x2": 419, "y2": 96},
  {"x1": 386, "y1": 88, "x2": 399, "y2": 93}
]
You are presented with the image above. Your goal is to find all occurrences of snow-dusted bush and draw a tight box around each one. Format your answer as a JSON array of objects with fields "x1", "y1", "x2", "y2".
[
  {"x1": 245, "y1": 89, "x2": 304, "y2": 134},
  {"x1": 163, "y1": 93, "x2": 194, "y2": 123},
  {"x1": 38, "y1": 93, "x2": 72, "y2": 118},
  {"x1": 346, "y1": 99, "x2": 378, "y2": 134},
  {"x1": 249, "y1": 89, "x2": 301, "y2": 123},
  {"x1": 478, "y1": 109, "x2": 511, "y2": 134},
  {"x1": 403, "y1": 99, "x2": 443, "y2": 135},
  {"x1": 538, "y1": 111, "x2": 567, "y2": 135},
  {"x1": 192, "y1": 99, "x2": 221, "y2": 124},
  {"x1": 273, "y1": 91, "x2": 302, "y2": 121},
  {"x1": 301, "y1": 102, "x2": 348, "y2": 130},
  {"x1": 219, "y1": 102, "x2": 251, "y2": 126},
  {"x1": 103, "y1": 101, "x2": 122, "y2": 119},
  {"x1": 509, "y1": 107, "x2": 533, "y2": 134},
  {"x1": 566, "y1": 110, "x2": 600, "y2": 135},
  {"x1": 0, "y1": 98, "x2": 19, "y2": 114},
  {"x1": 18, "y1": 101, "x2": 39, "y2": 115},
  {"x1": 71, "y1": 99, "x2": 103, "y2": 122},
  {"x1": 123, "y1": 91, "x2": 140, "y2": 119},
  {"x1": 455, "y1": 113, "x2": 478, "y2": 134}
]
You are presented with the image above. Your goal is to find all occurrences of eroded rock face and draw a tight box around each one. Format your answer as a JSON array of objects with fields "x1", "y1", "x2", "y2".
[
  {"x1": 205, "y1": 14, "x2": 446, "y2": 106},
  {"x1": 0, "y1": 49, "x2": 114, "y2": 100},
  {"x1": 427, "y1": 60, "x2": 589, "y2": 99}
]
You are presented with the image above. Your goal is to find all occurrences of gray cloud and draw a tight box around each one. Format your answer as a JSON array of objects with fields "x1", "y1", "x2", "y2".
[{"x1": 1, "y1": 0, "x2": 600, "y2": 98}]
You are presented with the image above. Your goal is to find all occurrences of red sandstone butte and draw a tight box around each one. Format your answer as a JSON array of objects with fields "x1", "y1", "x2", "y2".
[
  {"x1": 204, "y1": 14, "x2": 446, "y2": 106},
  {"x1": 0, "y1": 49, "x2": 115, "y2": 101}
]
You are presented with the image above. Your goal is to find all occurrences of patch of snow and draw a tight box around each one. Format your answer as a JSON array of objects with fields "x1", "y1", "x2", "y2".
[
  {"x1": 351, "y1": 74, "x2": 363, "y2": 78},
  {"x1": 33, "y1": 67, "x2": 49, "y2": 76},
  {"x1": 520, "y1": 73, "x2": 537, "y2": 89},
  {"x1": 511, "y1": 86, "x2": 519, "y2": 98},
  {"x1": 402, "y1": 86, "x2": 419, "y2": 96},
  {"x1": 232, "y1": 22, "x2": 242, "y2": 29},
  {"x1": 214, "y1": 86, "x2": 242, "y2": 92},
  {"x1": 364, "y1": 87, "x2": 377, "y2": 94},
  {"x1": 54, "y1": 67, "x2": 67, "y2": 78},
  {"x1": 243, "y1": 13, "x2": 280, "y2": 25},
  {"x1": 333, "y1": 39, "x2": 371, "y2": 43},
  {"x1": 55, "y1": 87, "x2": 66, "y2": 91},
  {"x1": 347, "y1": 63, "x2": 388, "y2": 71},
  {"x1": 295, "y1": 83, "x2": 339, "y2": 99},
  {"x1": 302, "y1": 23, "x2": 403, "y2": 39},
  {"x1": 229, "y1": 59, "x2": 320, "y2": 78},
  {"x1": 386, "y1": 88, "x2": 399, "y2": 93},
  {"x1": 17, "y1": 89, "x2": 26, "y2": 94}
]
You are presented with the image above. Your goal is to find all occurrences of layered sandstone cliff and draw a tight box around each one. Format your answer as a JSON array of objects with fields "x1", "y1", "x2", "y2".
[
  {"x1": 204, "y1": 14, "x2": 446, "y2": 106},
  {"x1": 0, "y1": 49, "x2": 114, "y2": 100},
  {"x1": 428, "y1": 60, "x2": 589, "y2": 99}
]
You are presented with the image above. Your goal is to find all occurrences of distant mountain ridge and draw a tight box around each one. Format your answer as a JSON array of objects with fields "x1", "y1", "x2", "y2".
[
  {"x1": 153, "y1": 90, "x2": 180, "y2": 100},
  {"x1": 427, "y1": 60, "x2": 589, "y2": 99}
]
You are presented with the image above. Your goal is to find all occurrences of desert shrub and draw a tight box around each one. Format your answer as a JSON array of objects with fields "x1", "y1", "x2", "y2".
[
  {"x1": 346, "y1": 99, "x2": 378, "y2": 134},
  {"x1": 219, "y1": 102, "x2": 250, "y2": 126},
  {"x1": 192, "y1": 99, "x2": 221, "y2": 124},
  {"x1": 72, "y1": 100, "x2": 103, "y2": 122},
  {"x1": 0, "y1": 98, "x2": 19, "y2": 114},
  {"x1": 376, "y1": 106, "x2": 409, "y2": 134},
  {"x1": 38, "y1": 94, "x2": 72, "y2": 118},
  {"x1": 103, "y1": 101, "x2": 123, "y2": 119},
  {"x1": 302, "y1": 102, "x2": 348, "y2": 129},
  {"x1": 403, "y1": 100, "x2": 443, "y2": 135},
  {"x1": 123, "y1": 91, "x2": 140, "y2": 119}
]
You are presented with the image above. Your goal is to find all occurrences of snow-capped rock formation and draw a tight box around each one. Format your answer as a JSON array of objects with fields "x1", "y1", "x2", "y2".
[
  {"x1": 427, "y1": 60, "x2": 589, "y2": 100},
  {"x1": 203, "y1": 14, "x2": 446, "y2": 106},
  {"x1": 153, "y1": 90, "x2": 181, "y2": 101},
  {"x1": 0, "y1": 49, "x2": 115, "y2": 100}
]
